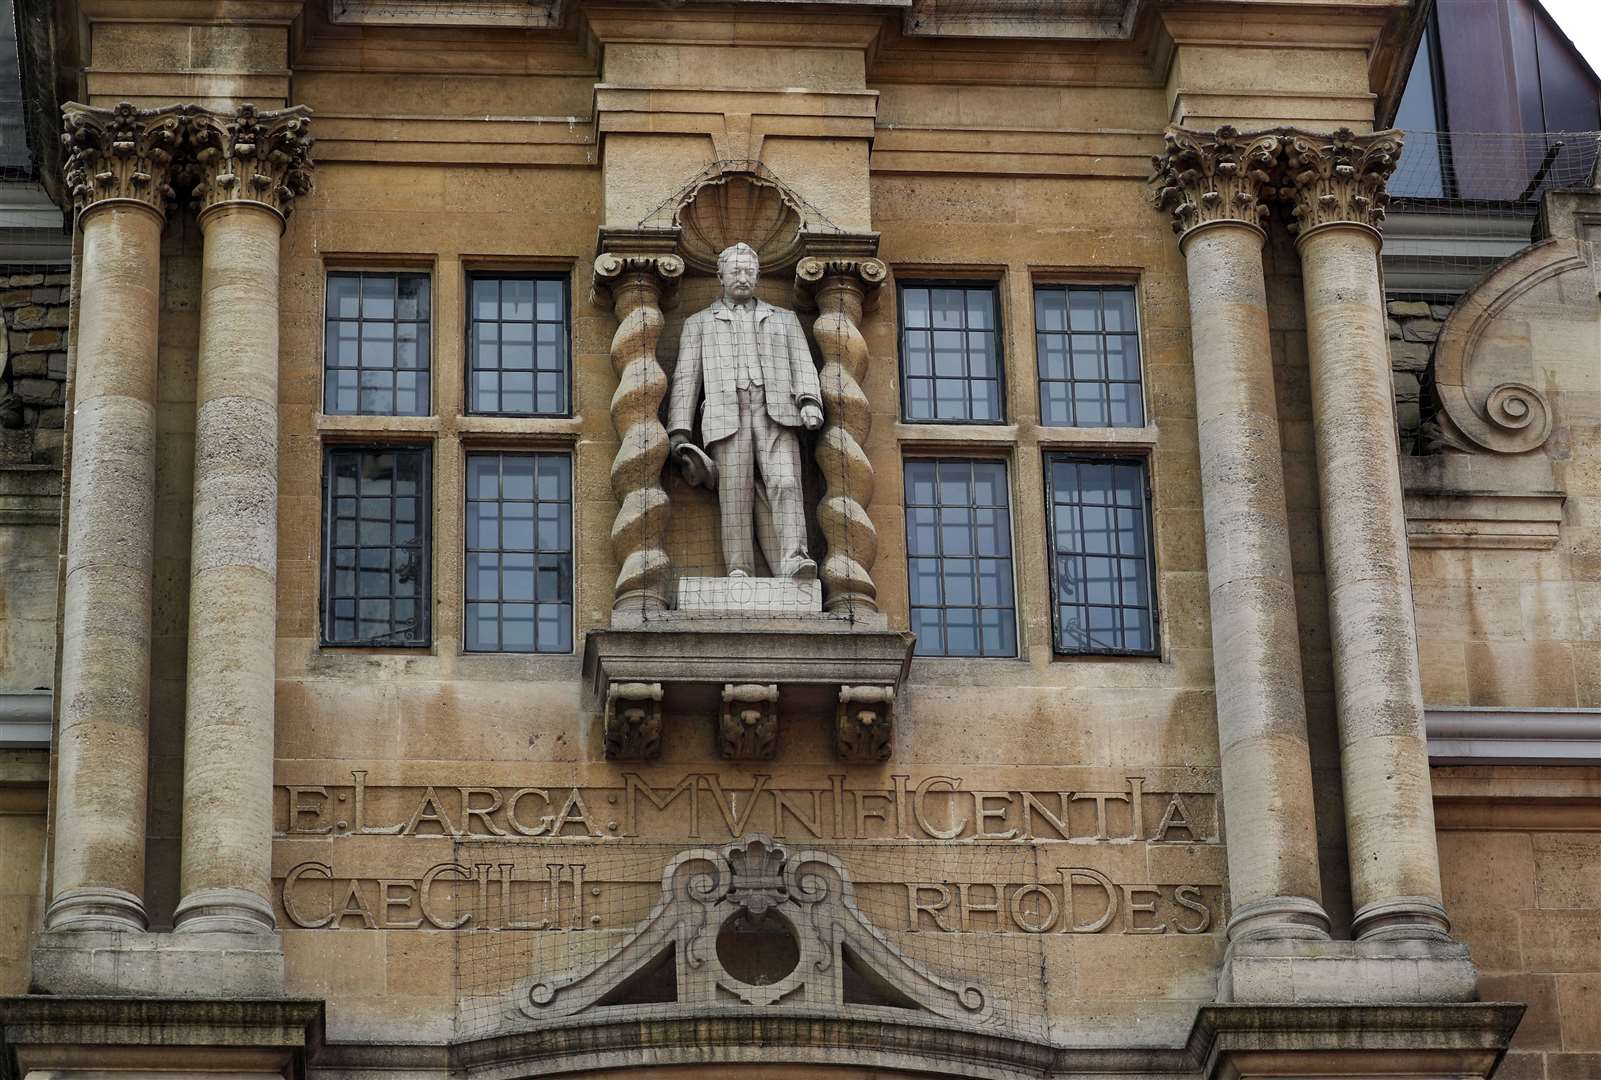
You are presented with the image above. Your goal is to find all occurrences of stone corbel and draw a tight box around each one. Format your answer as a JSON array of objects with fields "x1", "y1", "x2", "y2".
[
  {"x1": 835, "y1": 684, "x2": 894, "y2": 762},
  {"x1": 1150, "y1": 124, "x2": 1281, "y2": 239},
  {"x1": 719, "y1": 683, "x2": 780, "y2": 760},
  {"x1": 1279, "y1": 127, "x2": 1405, "y2": 237},
  {"x1": 61, "y1": 101, "x2": 192, "y2": 220},
  {"x1": 188, "y1": 103, "x2": 314, "y2": 225},
  {"x1": 795, "y1": 235, "x2": 887, "y2": 617},
  {"x1": 602, "y1": 681, "x2": 664, "y2": 760},
  {"x1": 593, "y1": 229, "x2": 685, "y2": 618}
]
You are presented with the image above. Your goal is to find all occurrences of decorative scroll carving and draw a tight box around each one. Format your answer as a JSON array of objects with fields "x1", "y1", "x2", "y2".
[
  {"x1": 797, "y1": 251, "x2": 887, "y2": 614},
  {"x1": 516, "y1": 835, "x2": 993, "y2": 1023},
  {"x1": 1150, "y1": 125, "x2": 1281, "y2": 237},
  {"x1": 719, "y1": 683, "x2": 779, "y2": 760},
  {"x1": 1421, "y1": 238, "x2": 1578, "y2": 455},
  {"x1": 594, "y1": 240, "x2": 684, "y2": 614},
  {"x1": 61, "y1": 101, "x2": 191, "y2": 218},
  {"x1": 835, "y1": 684, "x2": 894, "y2": 762},
  {"x1": 190, "y1": 103, "x2": 314, "y2": 221},
  {"x1": 602, "y1": 681, "x2": 664, "y2": 760},
  {"x1": 1280, "y1": 127, "x2": 1404, "y2": 235}
]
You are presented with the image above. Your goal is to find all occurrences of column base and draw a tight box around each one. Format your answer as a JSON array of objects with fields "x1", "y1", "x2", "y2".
[
  {"x1": 174, "y1": 887, "x2": 278, "y2": 934},
  {"x1": 1352, "y1": 894, "x2": 1454, "y2": 941},
  {"x1": 31, "y1": 929, "x2": 286, "y2": 997},
  {"x1": 1219, "y1": 937, "x2": 1478, "y2": 1004},
  {"x1": 1226, "y1": 895, "x2": 1332, "y2": 944},
  {"x1": 42, "y1": 887, "x2": 147, "y2": 933}
]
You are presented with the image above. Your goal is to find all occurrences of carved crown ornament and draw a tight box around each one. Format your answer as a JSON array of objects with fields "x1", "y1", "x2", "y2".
[
  {"x1": 61, "y1": 101, "x2": 315, "y2": 224},
  {"x1": 512, "y1": 835, "x2": 994, "y2": 1024},
  {"x1": 1150, "y1": 124, "x2": 1404, "y2": 240}
]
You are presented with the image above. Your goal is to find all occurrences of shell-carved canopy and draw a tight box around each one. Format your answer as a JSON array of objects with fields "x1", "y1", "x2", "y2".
[{"x1": 646, "y1": 160, "x2": 841, "y2": 275}]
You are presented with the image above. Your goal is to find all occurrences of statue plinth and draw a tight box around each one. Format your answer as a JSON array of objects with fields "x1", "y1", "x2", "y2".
[{"x1": 676, "y1": 576, "x2": 821, "y2": 615}]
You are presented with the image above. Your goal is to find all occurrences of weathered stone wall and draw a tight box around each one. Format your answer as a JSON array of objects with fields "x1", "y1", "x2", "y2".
[
  {"x1": 1387, "y1": 296, "x2": 1451, "y2": 453},
  {"x1": 0, "y1": 267, "x2": 71, "y2": 466}
]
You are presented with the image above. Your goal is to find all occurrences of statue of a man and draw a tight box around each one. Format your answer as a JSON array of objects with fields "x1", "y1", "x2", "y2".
[{"x1": 667, "y1": 242, "x2": 824, "y2": 580}]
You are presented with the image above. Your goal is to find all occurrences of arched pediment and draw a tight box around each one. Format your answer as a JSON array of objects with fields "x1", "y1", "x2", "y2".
[{"x1": 641, "y1": 160, "x2": 844, "y2": 275}]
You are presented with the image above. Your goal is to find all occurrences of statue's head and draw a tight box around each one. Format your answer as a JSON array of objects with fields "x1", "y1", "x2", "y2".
[{"x1": 717, "y1": 242, "x2": 759, "y2": 304}]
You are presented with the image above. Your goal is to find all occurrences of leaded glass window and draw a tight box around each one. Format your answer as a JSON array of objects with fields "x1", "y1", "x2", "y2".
[
  {"x1": 899, "y1": 284, "x2": 1004, "y2": 423},
  {"x1": 324, "y1": 271, "x2": 432, "y2": 416},
  {"x1": 1034, "y1": 284, "x2": 1143, "y2": 427},
  {"x1": 468, "y1": 275, "x2": 570, "y2": 416},
  {"x1": 904, "y1": 458, "x2": 1016, "y2": 657},
  {"x1": 322, "y1": 446, "x2": 430, "y2": 646},
  {"x1": 1045, "y1": 454, "x2": 1157, "y2": 655},
  {"x1": 464, "y1": 451, "x2": 573, "y2": 653}
]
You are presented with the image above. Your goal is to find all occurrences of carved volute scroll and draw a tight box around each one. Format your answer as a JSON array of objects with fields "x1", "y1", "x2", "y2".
[
  {"x1": 594, "y1": 232, "x2": 685, "y2": 615},
  {"x1": 602, "y1": 681, "x2": 664, "y2": 760},
  {"x1": 1280, "y1": 127, "x2": 1405, "y2": 236},
  {"x1": 189, "y1": 103, "x2": 315, "y2": 222},
  {"x1": 1150, "y1": 125, "x2": 1281, "y2": 238},
  {"x1": 797, "y1": 244, "x2": 887, "y2": 615},
  {"x1": 61, "y1": 101, "x2": 191, "y2": 219}
]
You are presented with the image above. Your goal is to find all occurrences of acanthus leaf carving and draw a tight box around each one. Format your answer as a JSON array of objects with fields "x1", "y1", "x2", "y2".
[
  {"x1": 835, "y1": 684, "x2": 894, "y2": 762},
  {"x1": 718, "y1": 683, "x2": 780, "y2": 760},
  {"x1": 1149, "y1": 124, "x2": 1281, "y2": 237},
  {"x1": 602, "y1": 681, "x2": 664, "y2": 760},
  {"x1": 1280, "y1": 126, "x2": 1404, "y2": 235},
  {"x1": 190, "y1": 103, "x2": 315, "y2": 221},
  {"x1": 61, "y1": 101, "x2": 193, "y2": 219}
]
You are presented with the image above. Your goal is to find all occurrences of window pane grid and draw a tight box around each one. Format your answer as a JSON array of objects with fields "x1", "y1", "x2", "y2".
[
  {"x1": 1035, "y1": 284, "x2": 1144, "y2": 428},
  {"x1": 904, "y1": 458, "x2": 1016, "y2": 658},
  {"x1": 324, "y1": 272, "x2": 432, "y2": 416},
  {"x1": 323, "y1": 447, "x2": 431, "y2": 646},
  {"x1": 464, "y1": 451, "x2": 574, "y2": 653},
  {"x1": 899, "y1": 284, "x2": 1004, "y2": 423},
  {"x1": 468, "y1": 276, "x2": 570, "y2": 416},
  {"x1": 1046, "y1": 455, "x2": 1157, "y2": 655}
]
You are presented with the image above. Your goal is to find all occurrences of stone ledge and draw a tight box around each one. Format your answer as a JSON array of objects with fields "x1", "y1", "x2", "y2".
[
  {"x1": 31, "y1": 930, "x2": 287, "y2": 998},
  {"x1": 1218, "y1": 938, "x2": 1479, "y2": 1005},
  {"x1": 0, "y1": 995, "x2": 323, "y2": 1079},
  {"x1": 1401, "y1": 454, "x2": 1565, "y2": 551}
]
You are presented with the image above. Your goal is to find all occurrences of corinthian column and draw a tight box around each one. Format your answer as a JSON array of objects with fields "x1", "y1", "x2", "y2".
[
  {"x1": 1152, "y1": 127, "x2": 1329, "y2": 943},
  {"x1": 174, "y1": 104, "x2": 313, "y2": 934},
  {"x1": 47, "y1": 102, "x2": 188, "y2": 931},
  {"x1": 796, "y1": 246, "x2": 886, "y2": 615},
  {"x1": 594, "y1": 236, "x2": 683, "y2": 616},
  {"x1": 1284, "y1": 128, "x2": 1449, "y2": 941}
]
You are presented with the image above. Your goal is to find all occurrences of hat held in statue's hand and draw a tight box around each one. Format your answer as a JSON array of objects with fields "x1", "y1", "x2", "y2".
[{"x1": 671, "y1": 440, "x2": 718, "y2": 490}]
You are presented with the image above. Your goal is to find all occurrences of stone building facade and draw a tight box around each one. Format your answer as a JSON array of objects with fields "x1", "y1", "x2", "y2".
[{"x1": 0, "y1": 1, "x2": 1595, "y2": 1078}]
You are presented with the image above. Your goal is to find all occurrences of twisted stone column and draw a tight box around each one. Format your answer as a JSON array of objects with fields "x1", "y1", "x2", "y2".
[
  {"x1": 47, "y1": 102, "x2": 188, "y2": 931},
  {"x1": 796, "y1": 253, "x2": 886, "y2": 615},
  {"x1": 594, "y1": 247, "x2": 683, "y2": 615},
  {"x1": 1152, "y1": 127, "x2": 1330, "y2": 943},
  {"x1": 1284, "y1": 128, "x2": 1450, "y2": 941},
  {"x1": 175, "y1": 105, "x2": 313, "y2": 934}
]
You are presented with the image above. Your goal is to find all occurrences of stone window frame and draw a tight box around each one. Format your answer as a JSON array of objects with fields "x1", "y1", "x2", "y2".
[
  {"x1": 319, "y1": 442, "x2": 434, "y2": 649},
  {"x1": 321, "y1": 268, "x2": 435, "y2": 418},
  {"x1": 461, "y1": 448, "x2": 576, "y2": 655},
  {"x1": 900, "y1": 453, "x2": 1022, "y2": 659},
  {"x1": 463, "y1": 271, "x2": 573, "y2": 418},
  {"x1": 895, "y1": 279, "x2": 1009, "y2": 425},
  {"x1": 1041, "y1": 450, "x2": 1161, "y2": 658}
]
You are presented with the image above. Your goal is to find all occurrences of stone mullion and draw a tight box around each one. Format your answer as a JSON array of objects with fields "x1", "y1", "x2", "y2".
[
  {"x1": 46, "y1": 103, "x2": 188, "y2": 931},
  {"x1": 1283, "y1": 127, "x2": 1451, "y2": 942},
  {"x1": 175, "y1": 104, "x2": 313, "y2": 934},
  {"x1": 594, "y1": 249, "x2": 684, "y2": 616},
  {"x1": 1152, "y1": 126, "x2": 1331, "y2": 944},
  {"x1": 796, "y1": 255, "x2": 886, "y2": 615}
]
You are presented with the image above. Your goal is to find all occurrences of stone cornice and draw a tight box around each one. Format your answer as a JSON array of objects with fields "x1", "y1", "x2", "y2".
[
  {"x1": 190, "y1": 103, "x2": 315, "y2": 223},
  {"x1": 1281, "y1": 126, "x2": 1405, "y2": 236},
  {"x1": 60, "y1": 101, "x2": 189, "y2": 219},
  {"x1": 1150, "y1": 124, "x2": 1280, "y2": 238}
]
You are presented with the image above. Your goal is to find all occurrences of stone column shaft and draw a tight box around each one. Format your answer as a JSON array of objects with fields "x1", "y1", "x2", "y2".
[
  {"x1": 1154, "y1": 127, "x2": 1329, "y2": 943},
  {"x1": 176, "y1": 105, "x2": 312, "y2": 934},
  {"x1": 1286, "y1": 128, "x2": 1450, "y2": 941},
  {"x1": 47, "y1": 102, "x2": 188, "y2": 931}
]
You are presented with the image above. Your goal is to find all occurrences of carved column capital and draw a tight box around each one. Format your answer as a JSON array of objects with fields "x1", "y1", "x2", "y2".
[
  {"x1": 593, "y1": 251, "x2": 686, "y2": 289},
  {"x1": 795, "y1": 255, "x2": 888, "y2": 292},
  {"x1": 189, "y1": 103, "x2": 315, "y2": 224},
  {"x1": 1150, "y1": 125, "x2": 1281, "y2": 240},
  {"x1": 61, "y1": 101, "x2": 191, "y2": 221},
  {"x1": 1280, "y1": 127, "x2": 1404, "y2": 238}
]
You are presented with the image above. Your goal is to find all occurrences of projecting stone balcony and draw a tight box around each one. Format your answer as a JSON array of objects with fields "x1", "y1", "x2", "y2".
[{"x1": 582, "y1": 611, "x2": 914, "y2": 765}]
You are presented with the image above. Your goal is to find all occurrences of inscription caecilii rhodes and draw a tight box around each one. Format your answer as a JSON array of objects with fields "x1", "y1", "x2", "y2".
[{"x1": 273, "y1": 772, "x2": 1225, "y2": 937}]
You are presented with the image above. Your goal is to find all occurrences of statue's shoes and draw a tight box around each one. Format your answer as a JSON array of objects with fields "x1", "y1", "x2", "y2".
[
  {"x1": 728, "y1": 569, "x2": 750, "y2": 578},
  {"x1": 790, "y1": 559, "x2": 818, "y2": 581}
]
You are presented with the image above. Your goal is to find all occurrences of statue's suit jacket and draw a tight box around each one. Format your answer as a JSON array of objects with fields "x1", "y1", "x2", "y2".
[{"x1": 667, "y1": 298, "x2": 822, "y2": 447}]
